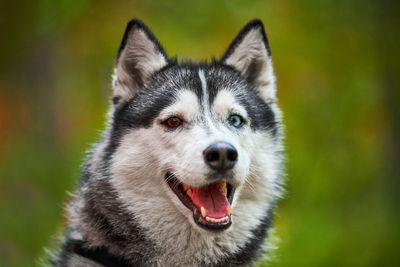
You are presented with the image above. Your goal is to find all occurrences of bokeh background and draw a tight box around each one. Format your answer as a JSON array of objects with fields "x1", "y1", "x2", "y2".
[{"x1": 1, "y1": 0, "x2": 399, "y2": 266}]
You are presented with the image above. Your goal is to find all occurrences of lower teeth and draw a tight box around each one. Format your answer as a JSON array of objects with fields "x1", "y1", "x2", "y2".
[{"x1": 205, "y1": 216, "x2": 229, "y2": 223}]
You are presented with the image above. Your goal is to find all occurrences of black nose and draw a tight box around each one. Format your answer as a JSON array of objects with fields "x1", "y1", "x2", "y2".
[{"x1": 203, "y1": 142, "x2": 238, "y2": 172}]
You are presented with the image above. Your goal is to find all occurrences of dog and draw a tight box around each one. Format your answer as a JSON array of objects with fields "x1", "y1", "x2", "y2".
[{"x1": 53, "y1": 18, "x2": 284, "y2": 267}]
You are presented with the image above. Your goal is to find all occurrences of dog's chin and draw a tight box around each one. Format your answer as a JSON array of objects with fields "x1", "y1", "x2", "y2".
[{"x1": 165, "y1": 172, "x2": 236, "y2": 231}]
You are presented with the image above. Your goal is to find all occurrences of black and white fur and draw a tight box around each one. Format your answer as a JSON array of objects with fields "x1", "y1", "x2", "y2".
[{"x1": 54, "y1": 19, "x2": 284, "y2": 267}]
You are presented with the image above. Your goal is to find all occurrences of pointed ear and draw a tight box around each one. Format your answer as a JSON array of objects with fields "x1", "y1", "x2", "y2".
[
  {"x1": 112, "y1": 19, "x2": 168, "y2": 107},
  {"x1": 221, "y1": 20, "x2": 276, "y2": 102}
]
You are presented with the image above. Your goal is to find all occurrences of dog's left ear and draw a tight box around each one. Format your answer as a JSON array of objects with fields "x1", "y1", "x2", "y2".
[
  {"x1": 221, "y1": 20, "x2": 276, "y2": 102},
  {"x1": 113, "y1": 19, "x2": 168, "y2": 107}
]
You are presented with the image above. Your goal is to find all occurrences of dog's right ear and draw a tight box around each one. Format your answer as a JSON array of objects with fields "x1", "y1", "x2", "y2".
[{"x1": 112, "y1": 19, "x2": 168, "y2": 108}]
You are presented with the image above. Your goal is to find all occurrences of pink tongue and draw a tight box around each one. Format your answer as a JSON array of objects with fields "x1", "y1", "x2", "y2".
[{"x1": 191, "y1": 182, "x2": 230, "y2": 218}]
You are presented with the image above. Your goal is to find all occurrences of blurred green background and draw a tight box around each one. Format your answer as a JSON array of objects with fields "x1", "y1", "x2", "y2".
[{"x1": 1, "y1": 0, "x2": 399, "y2": 266}]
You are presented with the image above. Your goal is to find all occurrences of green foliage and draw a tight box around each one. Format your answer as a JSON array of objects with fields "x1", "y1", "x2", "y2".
[{"x1": 0, "y1": 0, "x2": 398, "y2": 266}]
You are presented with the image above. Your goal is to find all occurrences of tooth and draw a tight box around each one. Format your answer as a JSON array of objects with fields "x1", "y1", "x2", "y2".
[
  {"x1": 205, "y1": 216, "x2": 211, "y2": 222},
  {"x1": 223, "y1": 183, "x2": 227, "y2": 194},
  {"x1": 186, "y1": 188, "x2": 192, "y2": 197},
  {"x1": 227, "y1": 207, "x2": 232, "y2": 216},
  {"x1": 201, "y1": 206, "x2": 206, "y2": 217}
]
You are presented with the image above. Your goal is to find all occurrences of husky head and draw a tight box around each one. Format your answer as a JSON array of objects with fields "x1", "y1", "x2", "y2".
[
  {"x1": 66, "y1": 19, "x2": 283, "y2": 265},
  {"x1": 106, "y1": 19, "x2": 282, "y2": 236}
]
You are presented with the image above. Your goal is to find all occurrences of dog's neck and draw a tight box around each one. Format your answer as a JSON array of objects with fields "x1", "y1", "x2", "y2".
[
  {"x1": 65, "y1": 175, "x2": 274, "y2": 266},
  {"x1": 64, "y1": 239, "x2": 133, "y2": 267}
]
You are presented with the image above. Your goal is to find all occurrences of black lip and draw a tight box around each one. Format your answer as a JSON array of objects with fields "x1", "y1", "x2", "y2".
[{"x1": 165, "y1": 172, "x2": 235, "y2": 231}]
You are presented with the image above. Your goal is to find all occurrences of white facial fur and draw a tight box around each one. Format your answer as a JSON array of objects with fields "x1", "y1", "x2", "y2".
[{"x1": 109, "y1": 71, "x2": 282, "y2": 266}]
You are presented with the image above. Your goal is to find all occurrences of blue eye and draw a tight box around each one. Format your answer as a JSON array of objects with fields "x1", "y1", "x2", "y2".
[{"x1": 228, "y1": 114, "x2": 244, "y2": 128}]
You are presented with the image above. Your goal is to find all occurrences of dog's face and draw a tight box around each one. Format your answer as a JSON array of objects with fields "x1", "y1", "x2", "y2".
[{"x1": 108, "y1": 20, "x2": 281, "y2": 234}]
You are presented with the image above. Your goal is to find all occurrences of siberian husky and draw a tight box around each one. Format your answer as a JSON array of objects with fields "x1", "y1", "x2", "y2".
[{"x1": 54, "y1": 18, "x2": 284, "y2": 267}]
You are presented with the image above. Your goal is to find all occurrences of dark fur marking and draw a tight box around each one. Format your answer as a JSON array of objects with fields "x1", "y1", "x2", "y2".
[
  {"x1": 212, "y1": 207, "x2": 274, "y2": 267},
  {"x1": 112, "y1": 96, "x2": 121, "y2": 105},
  {"x1": 55, "y1": 179, "x2": 157, "y2": 266},
  {"x1": 63, "y1": 240, "x2": 133, "y2": 267},
  {"x1": 236, "y1": 90, "x2": 277, "y2": 132},
  {"x1": 204, "y1": 63, "x2": 277, "y2": 133}
]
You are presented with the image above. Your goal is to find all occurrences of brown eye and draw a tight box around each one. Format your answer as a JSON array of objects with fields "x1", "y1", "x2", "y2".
[{"x1": 165, "y1": 117, "x2": 183, "y2": 128}]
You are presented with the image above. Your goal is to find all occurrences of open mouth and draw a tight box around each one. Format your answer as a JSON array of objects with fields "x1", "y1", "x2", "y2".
[{"x1": 165, "y1": 172, "x2": 235, "y2": 231}]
